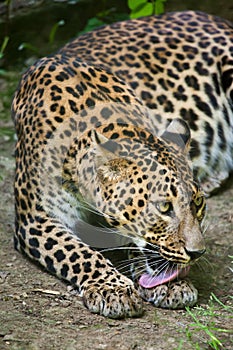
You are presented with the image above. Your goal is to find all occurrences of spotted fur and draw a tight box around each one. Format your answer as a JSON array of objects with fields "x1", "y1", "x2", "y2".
[{"x1": 12, "y1": 11, "x2": 233, "y2": 318}]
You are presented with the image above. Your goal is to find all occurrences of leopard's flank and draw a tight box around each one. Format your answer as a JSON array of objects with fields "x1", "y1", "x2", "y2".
[{"x1": 12, "y1": 11, "x2": 233, "y2": 318}]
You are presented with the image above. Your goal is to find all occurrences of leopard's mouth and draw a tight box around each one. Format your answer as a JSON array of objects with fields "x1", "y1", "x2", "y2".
[{"x1": 139, "y1": 265, "x2": 190, "y2": 289}]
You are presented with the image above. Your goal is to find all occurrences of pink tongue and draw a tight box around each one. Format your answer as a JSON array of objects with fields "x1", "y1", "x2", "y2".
[{"x1": 139, "y1": 266, "x2": 190, "y2": 289}]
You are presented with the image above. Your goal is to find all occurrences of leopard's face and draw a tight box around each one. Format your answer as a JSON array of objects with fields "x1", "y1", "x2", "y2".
[
  {"x1": 98, "y1": 148, "x2": 206, "y2": 260},
  {"x1": 76, "y1": 119, "x2": 206, "y2": 286}
]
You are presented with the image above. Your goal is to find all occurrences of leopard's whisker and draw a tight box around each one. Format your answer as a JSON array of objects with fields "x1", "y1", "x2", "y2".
[
  {"x1": 195, "y1": 256, "x2": 213, "y2": 273},
  {"x1": 117, "y1": 257, "x2": 147, "y2": 275}
]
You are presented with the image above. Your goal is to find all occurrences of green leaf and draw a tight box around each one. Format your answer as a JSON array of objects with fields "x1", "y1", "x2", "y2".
[
  {"x1": 79, "y1": 17, "x2": 106, "y2": 35},
  {"x1": 128, "y1": 0, "x2": 168, "y2": 17},
  {"x1": 49, "y1": 20, "x2": 65, "y2": 45},
  {"x1": 155, "y1": 0, "x2": 165, "y2": 15},
  {"x1": 128, "y1": 0, "x2": 146, "y2": 11},
  {"x1": 0, "y1": 36, "x2": 9, "y2": 60},
  {"x1": 128, "y1": 0, "x2": 153, "y2": 19},
  {"x1": 18, "y1": 42, "x2": 39, "y2": 54}
]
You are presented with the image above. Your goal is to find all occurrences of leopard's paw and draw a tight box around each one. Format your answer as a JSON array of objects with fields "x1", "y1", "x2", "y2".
[
  {"x1": 82, "y1": 283, "x2": 143, "y2": 319},
  {"x1": 138, "y1": 279, "x2": 198, "y2": 309}
]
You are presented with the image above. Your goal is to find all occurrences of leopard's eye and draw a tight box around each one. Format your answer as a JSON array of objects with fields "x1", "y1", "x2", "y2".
[
  {"x1": 194, "y1": 195, "x2": 204, "y2": 207},
  {"x1": 193, "y1": 195, "x2": 206, "y2": 221},
  {"x1": 156, "y1": 201, "x2": 173, "y2": 214}
]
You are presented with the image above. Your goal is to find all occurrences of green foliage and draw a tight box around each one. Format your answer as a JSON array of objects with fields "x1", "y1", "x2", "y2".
[
  {"x1": 18, "y1": 19, "x2": 66, "y2": 55},
  {"x1": 0, "y1": 36, "x2": 9, "y2": 60},
  {"x1": 210, "y1": 292, "x2": 233, "y2": 310},
  {"x1": 0, "y1": 36, "x2": 10, "y2": 75},
  {"x1": 49, "y1": 20, "x2": 65, "y2": 45},
  {"x1": 1, "y1": 1, "x2": 168, "y2": 67},
  {"x1": 79, "y1": 17, "x2": 106, "y2": 34},
  {"x1": 186, "y1": 308, "x2": 221, "y2": 349},
  {"x1": 79, "y1": 0, "x2": 168, "y2": 35},
  {"x1": 18, "y1": 42, "x2": 40, "y2": 55},
  {"x1": 185, "y1": 295, "x2": 233, "y2": 350},
  {"x1": 0, "y1": 127, "x2": 15, "y2": 140},
  {"x1": 128, "y1": 0, "x2": 167, "y2": 18},
  {"x1": 78, "y1": 8, "x2": 128, "y2": 35}
]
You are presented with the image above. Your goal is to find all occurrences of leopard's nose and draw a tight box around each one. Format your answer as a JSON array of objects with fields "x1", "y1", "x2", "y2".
[{"x1": 185, "y1": 248, "x2": 206, "y2": 261}]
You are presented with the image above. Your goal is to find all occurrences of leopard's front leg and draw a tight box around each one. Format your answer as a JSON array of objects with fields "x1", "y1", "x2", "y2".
[
  {"x1": 15, "y1": 215, "x2": 143, "y2": 319},
  {"x1": 137, "y1": 280, "x2": 198, "y2": 309}
]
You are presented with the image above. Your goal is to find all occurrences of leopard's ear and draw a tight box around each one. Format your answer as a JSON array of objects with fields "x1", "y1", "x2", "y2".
[
  {"x1": 90, "y1": 129, "x2": 109, "y2": 146},
  {"x1": 160, "y1": 118, "x2": 191, "y2": 154},
  {"x1": 90, "y1": 129, "x2": 120, "y2": 163},
  {"x1": 90, "y1": 130, "x2": 130, "y2": 183}
]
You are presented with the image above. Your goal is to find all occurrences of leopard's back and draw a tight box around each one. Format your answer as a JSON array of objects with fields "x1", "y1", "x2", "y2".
[{"x1": 60, "y1": 10, "x2": 233, "y2": 191}]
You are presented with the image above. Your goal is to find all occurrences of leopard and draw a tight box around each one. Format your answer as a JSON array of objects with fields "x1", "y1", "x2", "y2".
[{"x1": 12, "y1": 11, "x2": 233, "y2": 319}]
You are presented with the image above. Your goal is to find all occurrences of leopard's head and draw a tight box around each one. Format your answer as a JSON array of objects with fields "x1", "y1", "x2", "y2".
[{"x1": 78, "y1": 118, "x2": 206, "y2": 287}]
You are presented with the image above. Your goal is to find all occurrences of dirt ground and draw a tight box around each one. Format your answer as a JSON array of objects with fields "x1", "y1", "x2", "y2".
[{"x1": 0, "y1": 73, "x2": 233, "y2": 350}]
